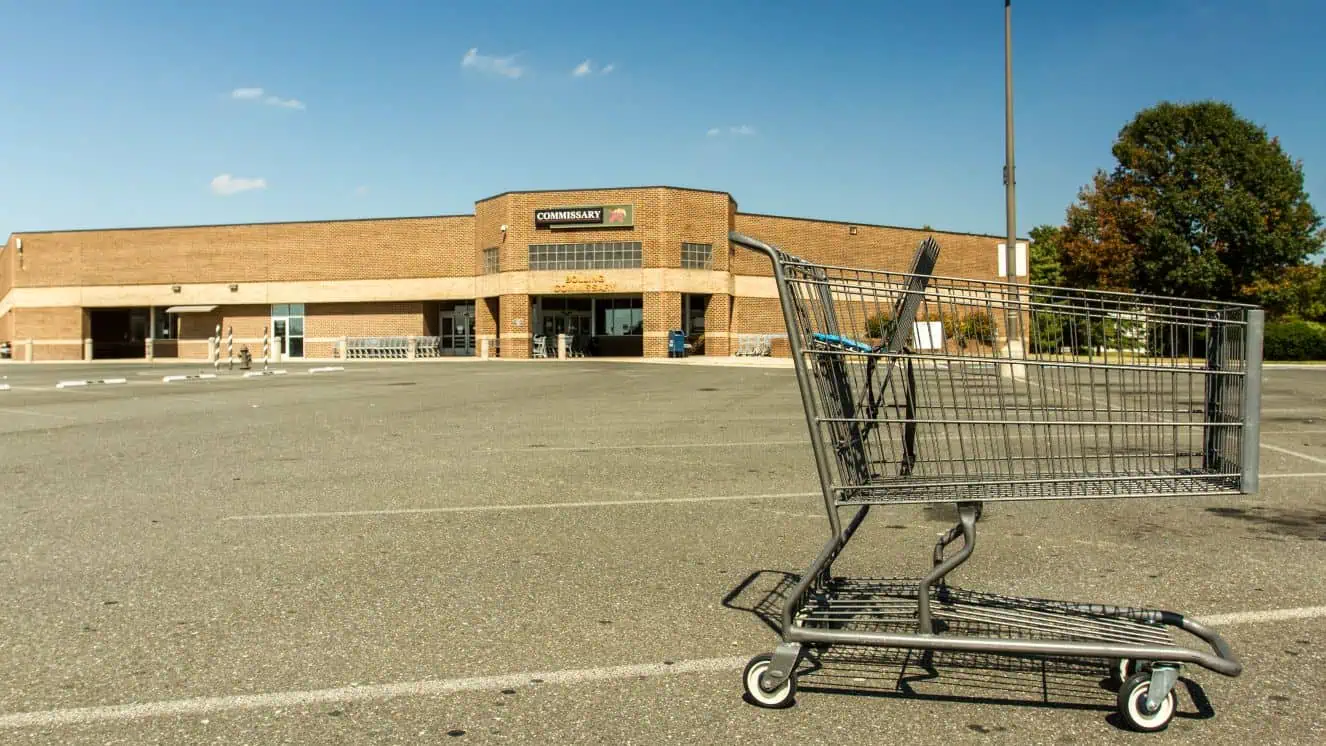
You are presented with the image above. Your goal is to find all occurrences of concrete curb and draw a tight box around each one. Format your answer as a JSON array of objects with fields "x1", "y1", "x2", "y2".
[
  {"x1": 55, "y1": 378, "x2": 127, "y2": 389},
  {"x1": 162, "y1": 373, "x2": 218, "y2": 383},
  {"x1": 243, "y1": 370, "x2": 289, "y2": 378}
]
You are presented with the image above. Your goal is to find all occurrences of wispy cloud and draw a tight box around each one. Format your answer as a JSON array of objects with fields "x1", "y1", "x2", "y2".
[
  {"x1": 572, "y1": 59, "x2": 615, "y2": 77},
  {"x1": 210, "y1": 174, "x2": 267, "y2": 196},
  {"x1": 354, "y1": 185, "x2": 370, "y2": 196},
  {"x1": 708, "y1": 124, "x2": 756, "y2": 137},
  {"x1": 230, "y1": 87, "x2": 305, "y2": 110},
  {"x1": 462, "y1": 47, "x2": 524, "y2": 79}
]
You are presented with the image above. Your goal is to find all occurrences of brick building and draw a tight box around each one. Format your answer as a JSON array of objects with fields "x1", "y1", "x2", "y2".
[{"x1": 0, "y1": 186, "x2": 1027, "y2": 362}]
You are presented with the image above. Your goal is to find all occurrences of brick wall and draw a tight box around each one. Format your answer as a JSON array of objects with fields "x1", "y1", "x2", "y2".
[
  {"x1": 704, "y1": 293, "x2": 731, "y2": 355},
  {"x1": 643, "y1": 291, "x2": 681, "y2": 357},
  {"x1": 499, "y1": 293, "x2": 530, "y2": 358},
  {"x1": 9, "y1": 216, "x2": 475, "y2": 287},
  {"x1": 731, "y1": 214, "x2": 1006, "y2": 281},
  {"x1": 306, "y1": 302, "x2": 426, "y2": 338},
  {"x1": 15, "y1": 306, "x2": 85, "y2": 340}
]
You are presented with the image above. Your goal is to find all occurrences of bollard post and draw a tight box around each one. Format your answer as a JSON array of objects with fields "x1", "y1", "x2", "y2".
[
  {"x1": 213, "y1": 324, "x2": 222, "y2": 371},
  {"x1": 263, "y1": 325, "x2": 270, "y2": 371},
  {"x1": 557, "y1": 333, "x2": 567, "y2": 359},
  {"x1": 480, "y1": 338, "x2": 489, "y2": 360},
  {"x1": 227, "y1": 326, "x2": 234, "y2": 370}
]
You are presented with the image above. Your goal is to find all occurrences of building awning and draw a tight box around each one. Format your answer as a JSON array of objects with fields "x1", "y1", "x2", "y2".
[{"x1": 164, "y1": 305, "x2": 218, "y2": 314}]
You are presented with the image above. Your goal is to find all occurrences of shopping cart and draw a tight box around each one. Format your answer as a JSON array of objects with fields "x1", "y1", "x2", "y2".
[{"x1": 729, "y1": 231, "x2": 1264, "y2": 732}]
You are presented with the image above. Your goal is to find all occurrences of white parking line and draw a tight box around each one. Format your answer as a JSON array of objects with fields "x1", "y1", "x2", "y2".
[
  {"x1": 223, "y1": 492, "x2": 819, "y2": 521},
  {"x1": 484, "y1": 440, "x2": 806, "y2": 453},
  {"x1": 1259, "y1": 443, "x2": 1326, "y2": 467},
  {"x1": 0, "y1": 406, "x2": 76, "y2": 420},
  {"x1": 1, "y1": 603, "x2": 1322, "y2": 730}
]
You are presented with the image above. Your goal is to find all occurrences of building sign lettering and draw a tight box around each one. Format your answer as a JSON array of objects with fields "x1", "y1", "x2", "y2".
[
  {"x1": 534, "y1": 204, "x2": 634, "y2": 230},
  {"x1": 553, "y1": 274, "x2": 616, "y2": 293}
]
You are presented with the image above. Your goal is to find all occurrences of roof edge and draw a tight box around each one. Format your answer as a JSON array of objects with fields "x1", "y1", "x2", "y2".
[
  {"x1": 735, "y1": 211, "x2": 1031, "y2": 242},
  {"x1": 475, "y1": 184, "x2": 733, "y2": 205},
  {"x1": 9, "y1": 213, "x2": 475, "y2": 236}
]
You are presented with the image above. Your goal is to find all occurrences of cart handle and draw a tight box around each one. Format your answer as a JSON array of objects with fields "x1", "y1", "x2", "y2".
[{"x1": 729, "y1": 231, "x2": 813, "y2": 267}]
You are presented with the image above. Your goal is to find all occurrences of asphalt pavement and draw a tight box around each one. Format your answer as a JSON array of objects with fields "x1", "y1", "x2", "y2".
[{"x1": 0, "y1": 359, "x2": 1323, "y2": 744}]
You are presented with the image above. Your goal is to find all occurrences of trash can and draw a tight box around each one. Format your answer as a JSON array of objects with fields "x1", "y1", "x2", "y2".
[{"x1": 668, "y1": 329, "x2": 686, "y2": 358}]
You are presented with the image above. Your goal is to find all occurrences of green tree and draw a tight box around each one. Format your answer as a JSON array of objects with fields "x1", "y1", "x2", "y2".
[
  {"x1": 1242, "y1": 262, "x2": 1326, "y2": 320},
  {"x1": 1058, "y1": 100, "x2": 1324, "y2": 301},
  {"x1": 1028, "y1": 224, "x2": 1065, "y2": 288}
]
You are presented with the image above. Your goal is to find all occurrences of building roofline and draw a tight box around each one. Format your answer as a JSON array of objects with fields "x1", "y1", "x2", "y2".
[
  {"x1": 8, "y1": 213, "x2": 475, "y2": 237},
  {"x1": 736, "y1": 211, "x2": 1031, "y2": 242},
  {"x1": 475, "y1": 184, "x2": 734, "y2": 205}
]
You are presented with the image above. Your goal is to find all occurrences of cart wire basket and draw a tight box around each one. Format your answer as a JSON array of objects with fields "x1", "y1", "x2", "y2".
[{"x1": 729, "y1": 230, "x2": 1264, "y2": 733}]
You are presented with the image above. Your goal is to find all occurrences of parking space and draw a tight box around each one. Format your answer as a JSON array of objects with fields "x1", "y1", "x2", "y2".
[{"x1": 0, "y1": 361, "x2": 1323, "y2": 743}]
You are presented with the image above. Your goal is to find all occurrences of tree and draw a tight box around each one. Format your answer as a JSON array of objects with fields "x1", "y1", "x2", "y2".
[
  {"x1": 1242, "y1": 261, "x2": 1326, "y2": 321},
  {"x1": 1057, "y1": 100, "x2": 1324, "y2": 301},
  {"x1": 1028, "y1": 223, "x2": 1065, "y2": 288}
]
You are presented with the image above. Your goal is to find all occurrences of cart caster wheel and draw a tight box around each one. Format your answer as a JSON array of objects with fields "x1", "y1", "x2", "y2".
[
  {"x1": 743, "y1": 654, "x2": 796, "y2": 709},
  {"x1": 1117, "y1": 672, "x2": 1177, "y2": 732}
]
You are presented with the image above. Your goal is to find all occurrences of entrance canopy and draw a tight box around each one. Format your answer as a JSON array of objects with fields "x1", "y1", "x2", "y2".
[{"x1": 163, "y1": 305, "x2": 218, "y2": 314}]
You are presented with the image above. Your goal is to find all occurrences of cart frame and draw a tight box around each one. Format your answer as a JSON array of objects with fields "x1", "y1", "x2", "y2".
[{"x1": 729, "y1": 231, "x2": 1264, "y2": 732}]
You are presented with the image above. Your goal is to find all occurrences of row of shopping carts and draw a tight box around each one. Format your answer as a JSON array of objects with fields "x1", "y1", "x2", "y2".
[{"x1": 727, "y1": 230, "x2": 1264, "y2": 733}]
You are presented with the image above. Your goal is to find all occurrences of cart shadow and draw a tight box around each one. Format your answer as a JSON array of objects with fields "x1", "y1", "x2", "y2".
[{"x1": 721, "y1": 570, "x2": 1216, "y2": 728}]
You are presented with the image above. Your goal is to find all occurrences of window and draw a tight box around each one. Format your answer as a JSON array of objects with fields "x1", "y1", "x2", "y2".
[
  {"x1": 482, "y1": 247, "x2": 500, "y2": 274},
  {"x1": 595, "y1": 297, "x2": 643, "y2": 336},
  {"x1": 528, "y1": 241, "x2": 642, "y2": 270},
  {"x1": 681, "y1": 242, "x2": 713, "y2": 270}
]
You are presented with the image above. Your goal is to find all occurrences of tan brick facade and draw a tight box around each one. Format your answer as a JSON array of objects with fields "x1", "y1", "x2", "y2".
[{"x1": 1, "y1": 186, "x2": 1019, "y2": 361}]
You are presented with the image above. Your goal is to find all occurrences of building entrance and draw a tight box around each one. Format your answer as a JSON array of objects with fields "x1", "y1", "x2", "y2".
[{"x1": 440, "y1": 303, "x2": 475, "y2": 355}]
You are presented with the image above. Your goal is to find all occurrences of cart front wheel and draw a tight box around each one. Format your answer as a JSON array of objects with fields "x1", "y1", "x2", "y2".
[
  {"x1": 1117, "y1": 672, "x2": 1177, "y2": 732},
  {"x1": 743, "y1": 654, "x2": 796, "y2": 709}
]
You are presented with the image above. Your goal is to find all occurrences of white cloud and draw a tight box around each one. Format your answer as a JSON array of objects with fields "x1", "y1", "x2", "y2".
[
  {"x1": 210, "y1": 174, "x2": 267, "y2": 196},
  {"x1": 354, "y1": 185, "x2": 369, "y2": 196},
  {"x1": 708, "y1": 124, "x2": 756, "y2": 137},
  {"x1": 462, "y1": 47, "x2": 524, "y2": 78},
  {"x1": 230, "y1": 87, "x2": 305, "y2": 110},
  {"x1": 572, "y1": 59, "x2": 615, "y2": 77}
]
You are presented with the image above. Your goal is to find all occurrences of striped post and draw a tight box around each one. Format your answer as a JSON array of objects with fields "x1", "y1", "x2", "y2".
[
  {"x1": 213, "y1": 324, "x2": 221, "y2": 371},
  {"x1": 263, "y1": 326, "x2": 270, "y2": 371},
  {"x1": 227, "y1": 326, "x2": 234, "y2": 370}
]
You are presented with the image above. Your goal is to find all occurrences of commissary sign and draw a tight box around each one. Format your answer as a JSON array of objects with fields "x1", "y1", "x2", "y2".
[{"x1": 534, "y1": 204, "x2": 634, "y2": 229}]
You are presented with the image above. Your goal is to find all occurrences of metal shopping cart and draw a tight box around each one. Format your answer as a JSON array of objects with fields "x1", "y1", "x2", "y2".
[{"x1": 729, "y1": 231, "x2": 1264, "y2": 732}]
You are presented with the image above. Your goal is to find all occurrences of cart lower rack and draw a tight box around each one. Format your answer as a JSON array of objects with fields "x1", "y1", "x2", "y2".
[{"x1": 729, "y1": 231, "x2": 1263, "y2": 733}]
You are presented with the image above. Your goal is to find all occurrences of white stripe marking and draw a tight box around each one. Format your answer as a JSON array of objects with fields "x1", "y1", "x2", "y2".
[
  {"x1": 0, "y1": 406, "x2": 75, "y2": 420},
  {"x1": 1259, "y1": 443, "x2": 1326, "y2": 466},
  {"x1": 308, "y1": 366, "x2": 344, "y2": 374},
  {"x1": 223, "y1": 492, "x2": 817, "y2": 521},
  {"x1": 1196, "y1": 606, "x2": 1326, "y2": 626},
  {"x1": 2, "y1": 603, "x2": 1324, "y2": 730},
  {"x1": 486, "y1": 440, "x2": 806, "y2": 453},
  {"x1": 0, "y1": 384, "x2": 9, "y2": 391},
  {"x1": 1261, "y1": 472, "x2": 1326, "y2": 479},
  {"x1": 0, "y1": 656, "x2": 748, "y2": 729}
]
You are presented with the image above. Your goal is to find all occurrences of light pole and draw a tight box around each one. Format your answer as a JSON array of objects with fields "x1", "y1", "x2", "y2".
[{"x1": 1003, "y1": 0, "x2": 1016, "y2": 285}]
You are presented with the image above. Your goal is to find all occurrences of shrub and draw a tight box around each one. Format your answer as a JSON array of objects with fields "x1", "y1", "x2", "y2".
[{"x1": 1263, "y1": 319, "x2": 1326, "y2": 361}]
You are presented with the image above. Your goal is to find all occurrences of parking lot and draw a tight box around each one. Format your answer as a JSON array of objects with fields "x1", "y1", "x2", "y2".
[{"x1": 1, "y1": 359, "x2": 1323, "y2": 744}]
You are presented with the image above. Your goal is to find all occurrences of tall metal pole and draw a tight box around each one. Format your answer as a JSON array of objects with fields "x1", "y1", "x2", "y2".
[{"x1": 1004, "y1": 0, "x2": 1017, "y2": 284}]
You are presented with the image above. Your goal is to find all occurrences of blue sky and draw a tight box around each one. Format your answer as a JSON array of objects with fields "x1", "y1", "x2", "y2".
[{"x1": 1, "y1": 0, "x2": 1323, "y2": 241}]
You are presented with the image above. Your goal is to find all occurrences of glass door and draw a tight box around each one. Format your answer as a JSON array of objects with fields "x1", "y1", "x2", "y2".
[
  {"x1": 271, "y1": 304, "x2": 305, "y2": 359},
  {"x1": 440, "y1": 304, "x2": 475, "y2": 356}
]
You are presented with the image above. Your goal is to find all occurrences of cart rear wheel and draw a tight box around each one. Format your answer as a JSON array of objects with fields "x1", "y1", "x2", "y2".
[
  {"x1": 743, "y1": 654, "x2": 796, "y2": 708},
  {"x1": 1117, "y1": 672, "x2": 1177, "y2": 732},
  {"x1": 1112, "y1": 658, "x2": 1151, "y2": 687}
]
